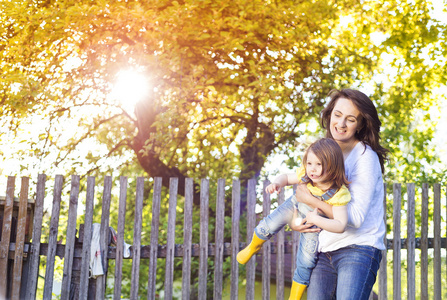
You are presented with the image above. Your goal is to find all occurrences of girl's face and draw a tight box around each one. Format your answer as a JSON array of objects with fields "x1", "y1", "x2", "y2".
[
  {"x1": 330, "y1": 97, "x2": 362, "y2": 144},
  {"x1": 305, "y1": 150, "x2": 325, "y2": 184}
]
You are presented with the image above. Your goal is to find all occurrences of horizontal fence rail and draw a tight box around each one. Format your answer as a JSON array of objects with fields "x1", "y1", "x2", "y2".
[{"x1": 0, "y1": 176, "x2": 446, "y2": 299}]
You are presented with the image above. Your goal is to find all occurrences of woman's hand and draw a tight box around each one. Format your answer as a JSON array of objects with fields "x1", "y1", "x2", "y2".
[
  {"x1": 295, "y1": 183, "x2": 316, "y2": 207},
  {"x1": 295, "y1": 183, "x2": 335, "y2": 219},
  {"x1": 289, "y1": 207, "x2": 321, "y2": 233}
]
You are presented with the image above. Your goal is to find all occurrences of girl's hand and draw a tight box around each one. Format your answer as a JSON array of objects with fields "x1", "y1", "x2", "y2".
[
  {"x1": 265, "y1": 183, "x2": 281, "y2": 194},
  {"x1": 305, "y1": 208, "x2": 320, "y2": 224}
]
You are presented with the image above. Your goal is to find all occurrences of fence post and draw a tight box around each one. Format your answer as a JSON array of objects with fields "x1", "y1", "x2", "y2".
[
  {"x1": 79, "y1": 176, "x2": 96, "y2": 300},
  {"x1": 421, "y1": 183, "x2": 429, "y2": 300},
  {"x1": 246, "y1": 179, "x2": 257, "y2": 300},
  {"x1": 11, "y1": 177, "x2": 29, "y2": 299},
  {"x1": 95, "y1": 176, "x2": 112, "y2": 299},
  {"x1": 130, "y1": 177, "x2": 145, "y2": 300},
  {"x1": 433, "y1": 183, "x2": 441, "y2": 300},
  {"x1": 61, "y1": 175, "x2": 80, "y2": 300},
  {"x1": 164, "y1": 178, "x2": 179, "y2": 300},
  {"x1": 230, "y1": 180, "x2": 240, "y2": 300},
  {"x1": 43, "y1": 175, "x2": 64, "y2": 299},
  {"x1": 181, "y1": 178, "x2": 194, "y2": 300},
  {"x1": 113, "y1": 176, "x2": 127, "y2": 299},
  {"x1": 198, "y1": 179, "x2": 209, "y2": 300},
  {"x1": 291, "y1": 184, "x2": 299, "y2": 288},
  {"x1": 276, "y1": 188, "x2": 285, "y2": 300},
  {"x1": 0, "y1": 176, "x2": 16, "y2": 299},
  {"x1": 407, "y1": 183, "x2": 416, "y2": 300},
  {"x1": 26, "y1": 174, "x2": 46, "y2": 299},
  {"x1": 392, "y1": 183, "x2": 401, "y2": 300},
  {"x1": 379, "y1": 182, "x2": 388, "y2": 299},
  {"x1": 214, "y1": 178, "x2": 226, "y2": 300},
  {"x1": 147, "y1": 177, "x2": 162, "y2": 300},
  {"x1": 262, "y1": 180, "x2": 271, "y2": 300}
]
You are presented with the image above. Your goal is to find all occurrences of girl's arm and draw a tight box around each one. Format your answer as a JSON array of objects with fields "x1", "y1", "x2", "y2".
[
  {"x1": 265, "y1": 172, "x2": 301, "y2": 194},
  {"x1": 305, "y1": 206, "x2": 348, "y2": 233},
  {"x1": 295, "y1": 183, "x2": 334, "y2": 219}
]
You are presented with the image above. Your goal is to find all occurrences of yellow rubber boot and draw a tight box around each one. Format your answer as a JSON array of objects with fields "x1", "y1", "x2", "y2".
[
  {"x1": 236, "y1": 232, "x2": 266, "y2": 264},
  {"x1": 289, "y1": 281, "x2": 307, "y2": 300}
]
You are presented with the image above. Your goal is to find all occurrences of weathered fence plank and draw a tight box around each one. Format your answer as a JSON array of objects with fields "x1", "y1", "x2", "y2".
[
  {"x1": 246, "y1": 178, "x2": 257, "y2": 300},
  {"x1": 61, "y1": 175, "x2": 80, "y2": 300},
  {"x1": 43, "y1": 175, "x2": 64, "y2": 299},
  {"x1": 96, "y1": 176, "x2": 112, "y2": 299},
  {"x1": 291, "y1": 185, "x2": 299, "y2": 281},
  {"x1": 421, "y1": 183, "x2": 429, "y2": 300},
  {"x1": 0, "y1": 176, "x2": 15, "y2": 299},
  {"x1": 379, "y1": 183, "x2": 388, "y2": 300},
  {"x1": 433, "y1": 183, "x2": 441, "y2": 300},
  {"x1": 262, "y1": 180, "x2": 271, "y2": 300},
  {"x1": 198, "y1": 179, "x2": 209, "y2": 300},
  {"x1": 181, "y1": 178, "x2": 194, "y2": 300},
  {"x1": 393, "y1": 183, "x2": 401, "y2": 300},
  {"x1": 113, "y1": 176, "x2": 127, "y2": 300},
  {"x1": 26, "y1": 174, "x2": 46, "y2": 299},
  {"x1": 164, "y1": 177, "x2": 179, "y2": 300},
  {"x1": 79, "y1": 176, "x2": 95, "y2": 300},
  {"x1": 276, "y1": 188, "x2": 285, "y2": 300},
  {"x1": 214, "y1": 178, "x2": 226, "y2": 300},
  {"x1": 11, "y1": 177, "x2": 29, "y2": 298},
  {"x1": 230, "y1": 180, "x2": 240, "y2": 300},
  {"x1": 407, "y1": 183, "x2": 416, "y2": 300},
  {"x1": 130, "y1": 177, "x2": 144, "y2": 300},
  {"x1": 147, "y1": 177, "x2": 162, "y2": 300}
]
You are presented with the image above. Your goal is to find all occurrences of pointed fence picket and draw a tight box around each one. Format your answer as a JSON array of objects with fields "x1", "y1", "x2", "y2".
[{"x1": 0, "y1": 175, "x2": 446, "y2": 299}]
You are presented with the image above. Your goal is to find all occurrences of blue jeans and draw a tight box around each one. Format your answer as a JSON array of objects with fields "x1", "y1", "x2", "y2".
[
  {"x1": 254, "y1": 195, "x2": 318, "y2": 286},
  {"x1": 307, "y1": 245, "x2": 382, "y2": 300}
]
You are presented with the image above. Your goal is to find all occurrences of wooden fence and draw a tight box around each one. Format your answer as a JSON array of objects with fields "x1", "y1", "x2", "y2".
[{"x1": 0, "y1": 175, "x2": 445, "y2": 299}]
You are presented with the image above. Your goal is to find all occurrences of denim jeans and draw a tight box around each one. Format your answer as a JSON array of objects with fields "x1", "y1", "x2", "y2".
[
  {"x1": 254, "y1": 194, "x2": 318, "y2": 285},
  {"x1": 307, "y1": 245, "x2": 382, "y2": 300},
  {"x1": 293, "y1": 231, "x2": 319, "y2": 285}
]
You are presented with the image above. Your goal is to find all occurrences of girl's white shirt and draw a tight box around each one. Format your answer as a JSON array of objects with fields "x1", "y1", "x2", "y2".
[{"x1": 318, "y1": 141, "x2": 387, "y2": 252}]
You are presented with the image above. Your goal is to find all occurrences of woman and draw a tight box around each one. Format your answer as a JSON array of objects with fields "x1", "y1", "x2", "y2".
[{"x1": 294, "y1": 88, "x2": 388, "y2": 299}]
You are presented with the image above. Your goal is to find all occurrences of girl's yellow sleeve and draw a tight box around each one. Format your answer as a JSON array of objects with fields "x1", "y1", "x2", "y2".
[
  {"x1": 296, "y1": 165, "x2": 305, "y2": 182},
  {"x1": 326, "y1": 185, "x2": 351, "y2": 206}
]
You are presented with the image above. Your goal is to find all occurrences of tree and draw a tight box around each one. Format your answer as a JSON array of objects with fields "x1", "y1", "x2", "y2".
[{"x1": 0, "y1": 0, "x2": 371, "y2": 202}]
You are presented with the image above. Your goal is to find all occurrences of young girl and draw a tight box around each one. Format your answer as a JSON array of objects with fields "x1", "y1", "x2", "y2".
[{"x1": 237, "y1": 138, "x2": 351, "y2": 300}]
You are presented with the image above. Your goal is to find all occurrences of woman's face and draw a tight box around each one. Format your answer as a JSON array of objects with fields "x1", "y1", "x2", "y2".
[{"x1": 330, "y1": 97, "x2": 362, "y2": 144}]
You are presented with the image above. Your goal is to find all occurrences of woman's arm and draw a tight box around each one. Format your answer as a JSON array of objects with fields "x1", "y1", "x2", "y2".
[
  {"x1": 346, "y1": 148, "x2": 383, "y2": 228},
  {"x1": 295, "y1": 184, "x2": 334, "y2": 219},
  {"x1": 305, "y1": 206, "x2": 348, "y2": 233}
]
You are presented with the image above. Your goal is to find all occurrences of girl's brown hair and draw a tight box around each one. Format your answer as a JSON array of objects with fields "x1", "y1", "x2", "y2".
[
  {"x1": 321, "y1": 89, "x2": 389, "y2": 173},
  {"x1": 303, "y1": 138, "x2": 349, "y2": 189}
]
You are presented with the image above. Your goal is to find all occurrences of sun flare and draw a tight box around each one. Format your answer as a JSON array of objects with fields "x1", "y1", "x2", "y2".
[{"x1": 110, "y1": 69, "x2": 150, "y2": 111}]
